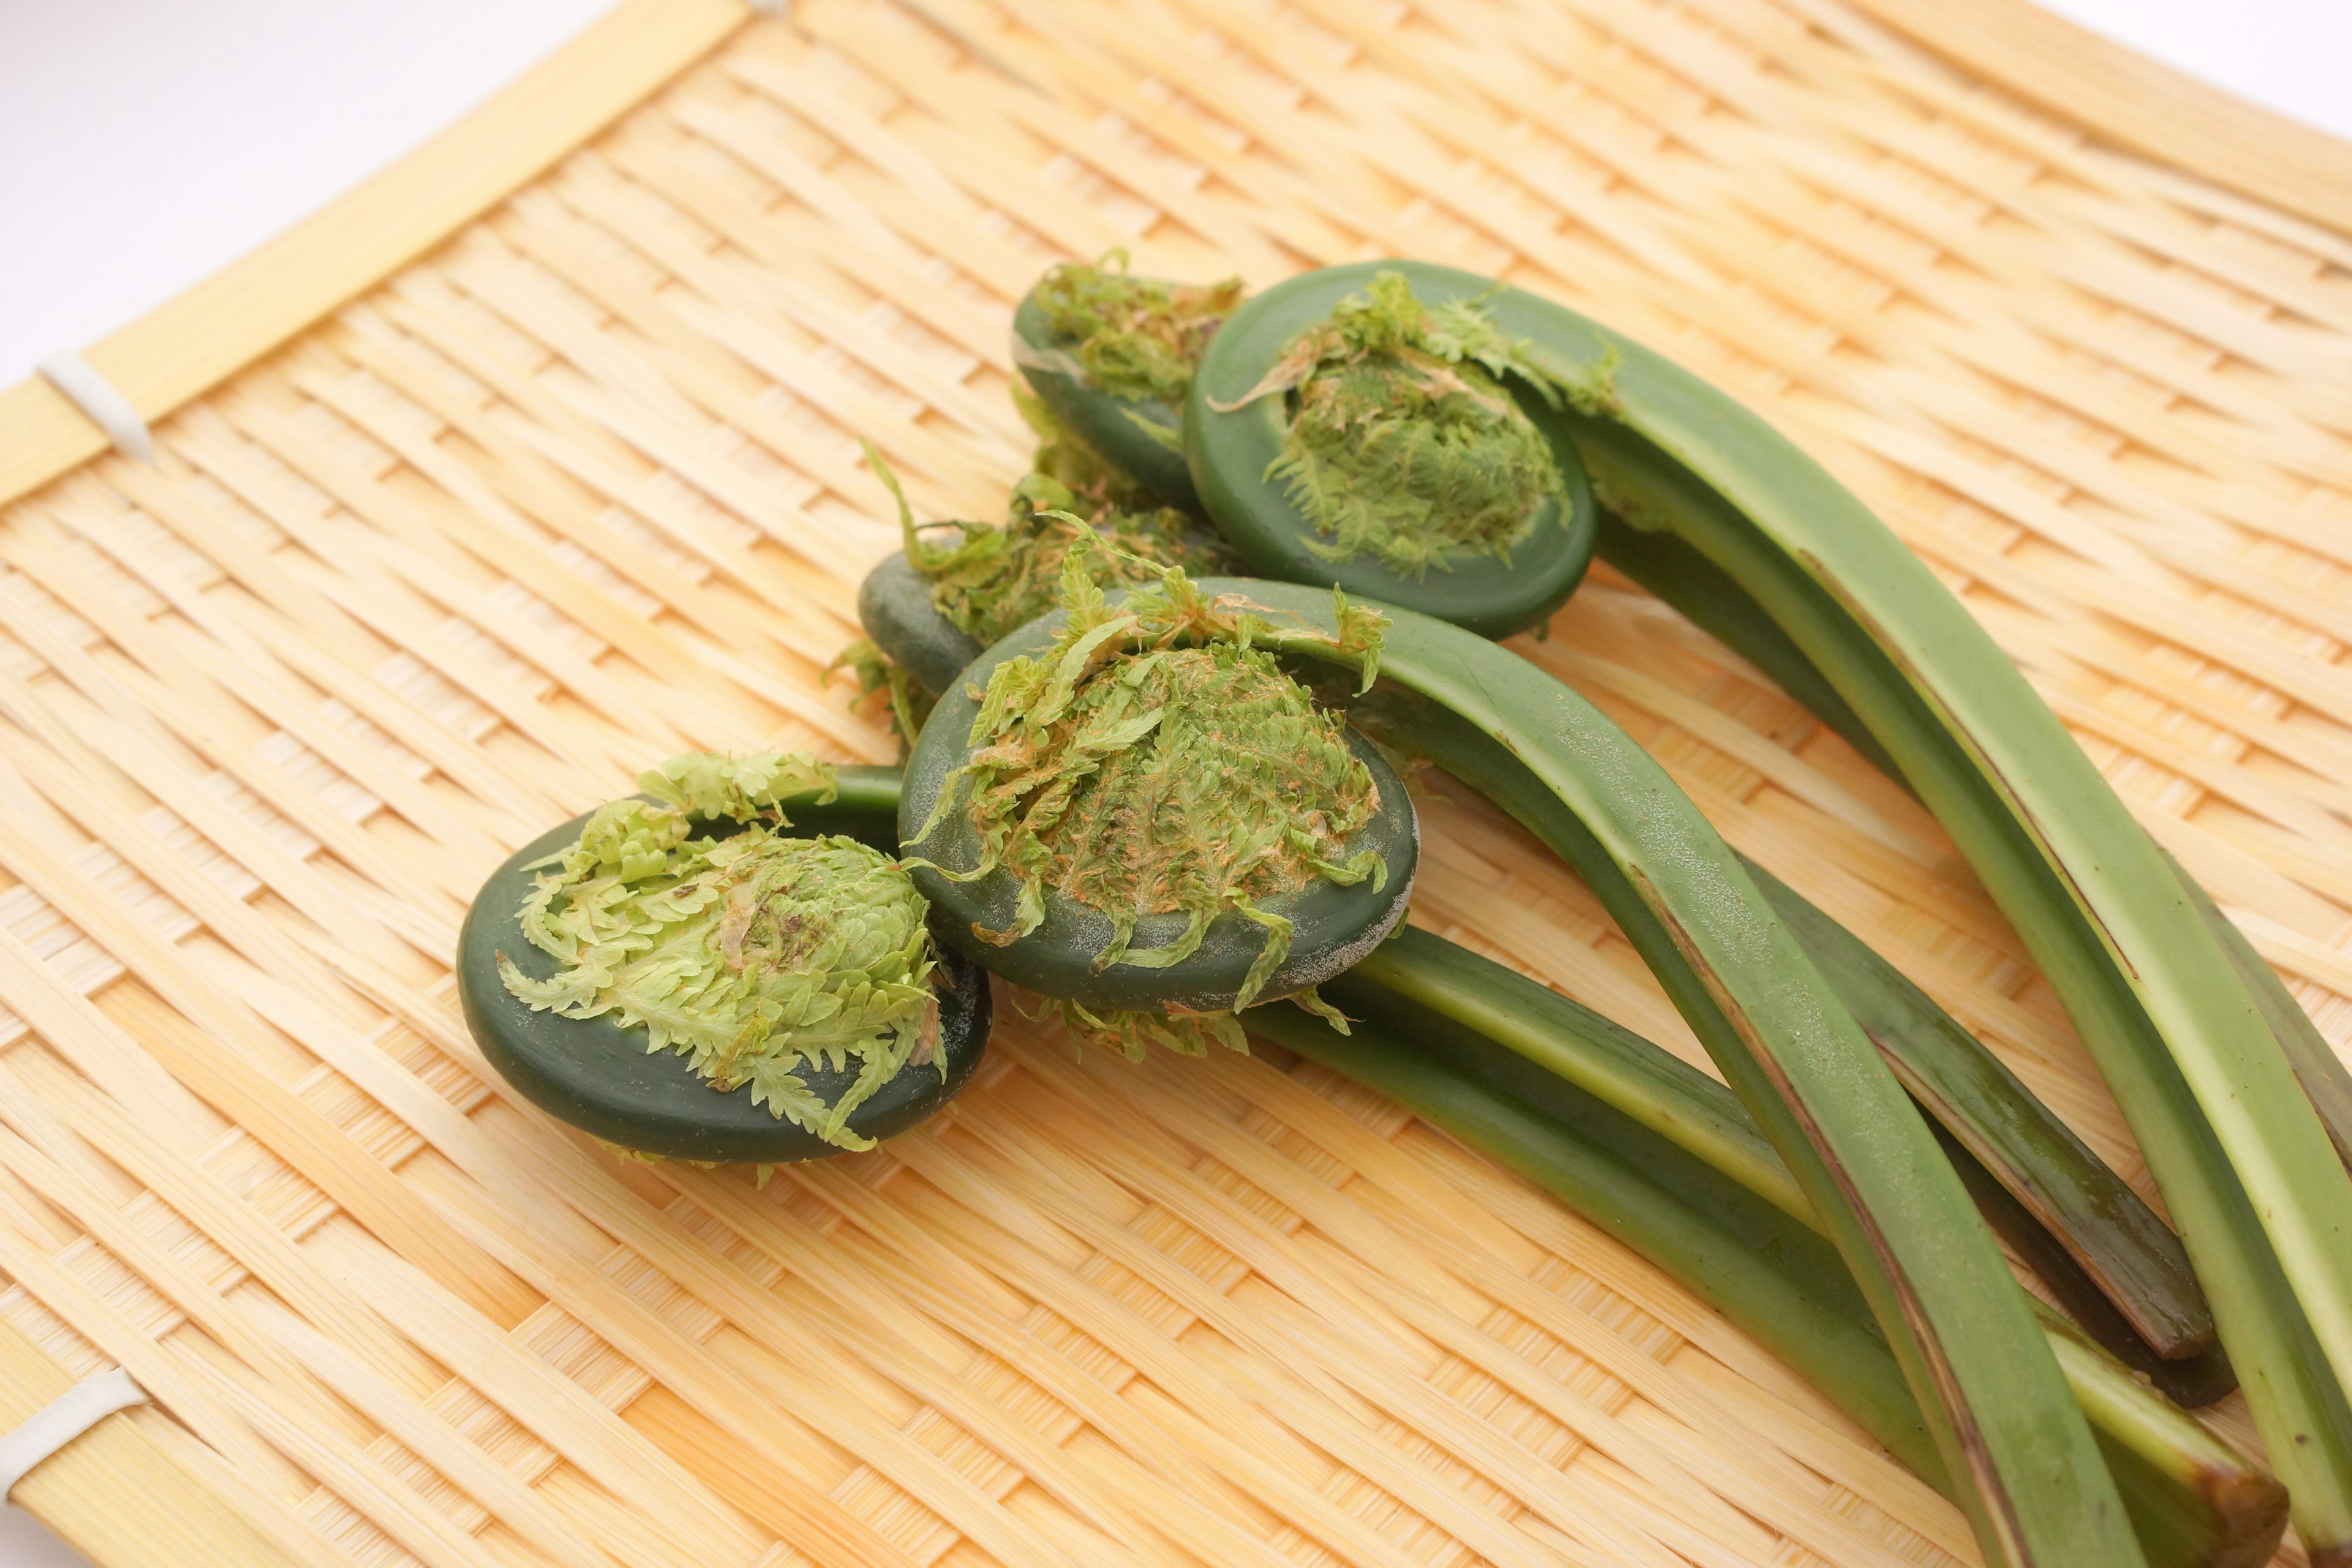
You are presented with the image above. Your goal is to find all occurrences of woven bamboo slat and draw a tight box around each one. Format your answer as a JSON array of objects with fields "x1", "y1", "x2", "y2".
[{"x1": 2, "y1": 2, "x2": 2348, "y2": 1566}]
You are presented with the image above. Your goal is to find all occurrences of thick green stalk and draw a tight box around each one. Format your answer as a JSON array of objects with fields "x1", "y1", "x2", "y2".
[
  {"x1": 1250, "y1": 980, "x2": 2286, "y2": 1568},
  {"x1": 1207, "y1": 576, "x2": 2144, "y2": 1568},
  {"x1": 1401, "y1": 537, "x2": 2211, "y2": 1368},
  {"x1": 1605, "y1": 507, "x2": 2352, "y2": 1185},
  {"x1": 864, "y1": 551, "x2": 2206, "y2": 1381},
  {"x1": 1597, "y1": 514, "x2": 1898, "y2": 777},
  {"x1": 1352, "y1": 922, "x2": 2249, "y2": 1442},
  {"x1": 2037, "y1": 1311, "x2": 2291, "y2": 1568},
  {"x1": 1251, "y1": 994, "x2": 1949, "y2": 1464},
  {"x1": 854, "y1": 763, "x2": 2266, "y2": 1561},
  {"x1": 1574, "y1": 340, "x2": 2352, "y2": 1333},
  {"x1": 1744, "y1": 856, "x2": 2216, "y2": 1368},
  {"x1": 1932, "y1": 1117, "x2": 2236, "y2": 1408},
  {"x1": 2160, "y1": 845, "x2": 2352, "y2": 1172},
  {"x1": 1439, "y1": 258, "x2": 2352, "y2": 1446},
  {"x1": 1576, "y1": 430, "x2": 2352, "y2": 1556},
  {"x1": 1348, "y1": 927, "x2": 1806, "y2": 1223}
]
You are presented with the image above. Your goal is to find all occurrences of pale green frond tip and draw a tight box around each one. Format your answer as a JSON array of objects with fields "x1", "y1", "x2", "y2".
[
  {"x1": 834, "y1": 636, "x2": 935, "y2": 753},
  {"x1": 1221, "y1": 270, "x2": 1580, "y2": 579},
  {"x1": 930, "y1": 538, "x2": 1386, "y2": 1054},
  {"x1": 1289, "y1": 985, "x2": 1352, "y2": 1034},
  {"x1": 503, "y1": 751, "x2": 937, "y2": 1155},
  {"x1": 860, "y1": 437, "x2": 935, "y2": 568},
  {"x1": 636, "y1": 748, "x2": 838, "y2": 821},
  {"x1": 1121, "y1": 407, "x2": 1186, "y2": 451},
  {"x1": 876, "y1": 398, "x2": 1234, "y2": 646},
  {"x1": 1033, "y1": 250, "x2": 1243, "y2": 405},
  {"x1": 1034, "y1": 993, "x2": 1248, "y2": 1061}
]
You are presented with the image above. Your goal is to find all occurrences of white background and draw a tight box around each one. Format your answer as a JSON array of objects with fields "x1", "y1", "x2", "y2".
[
  {"x1": 0, "y1": 0, "x2": 611, "y2": 387},
  {"x1": 1, "y1": 0, "x2": 2347, "y2": 1564},
  {"x1": 2035, "y1": 0, "x2": 2352, "y2": 144}
]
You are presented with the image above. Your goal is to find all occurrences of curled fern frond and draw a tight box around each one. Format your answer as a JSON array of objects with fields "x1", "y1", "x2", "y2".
[
  {"x1": 1217, "y1": 270, "x2": 1579, "y2": 579},
  {"x1": 502, "y1": 751, "x2": 938, "y2": 1152},
  {"x1": 1028, "y1": 249, "x2": 1243, "y2": 406},
  {"x1": 914, "y1": 538, "x2": 1388, "y2": 1036},
  {"x1": 864, "y1": 410, "x2": 1234, "y2": 649}
]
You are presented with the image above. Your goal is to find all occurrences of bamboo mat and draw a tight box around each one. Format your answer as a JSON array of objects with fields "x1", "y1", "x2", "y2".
[{"x1": 2, "y1": 2, "x2": 2349, "y2": 1565}]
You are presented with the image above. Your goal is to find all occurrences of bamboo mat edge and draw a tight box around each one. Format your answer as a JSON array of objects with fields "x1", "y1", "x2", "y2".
[
  {"x1": 0, "y1": 1316, "x2": 302, "y2": 1568},
  {"x1": 1842, "y1": 0, "x2": 2352, "y2": 236},
  {"x1": 0, "y1": 0, "x2": 753, "y2": 508},
  {"x1": 4, "y1": 0, "x2": 2350, "y2": 511}
]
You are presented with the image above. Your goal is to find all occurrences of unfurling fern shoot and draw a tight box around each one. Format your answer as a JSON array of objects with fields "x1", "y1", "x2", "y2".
[
  {"x1": 847, "y1": 407, "x2": 1233, "y2": 741},
  {"x1": 900, "y1": 534, "x2": 1417, "y2": 1059},
  {"x1": 1014, "y1": 251, "x2": 1244, "y2": 507},
  {"x1": 1187, "y1": 264, "x2": 1598, "y2": 637},
  {"x1": 458, "y1": 751, "x2": 990, "y2": 1162}
]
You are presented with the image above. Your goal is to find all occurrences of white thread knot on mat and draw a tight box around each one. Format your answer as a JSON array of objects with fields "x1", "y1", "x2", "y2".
[
  {"x1": 0, "y1": 1368, "x2": 149, "y2": 1501},
  {"x1": 35, "y1": 353, "x2": 155, "y2": 464}
]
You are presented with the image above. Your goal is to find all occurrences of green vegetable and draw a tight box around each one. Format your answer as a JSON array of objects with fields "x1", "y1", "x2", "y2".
[
  {"x1": 900, "y1": 545, "x2": 1414, "y2": 1057},
  {"x1": 1934, "y1": 1117, "x2": 2235, "y2": 1408},
  {"x1": 845, "y1": 424, "x2": 1232, "y2": 747},
  {"x1": 698, "y1": 760, "x2": 2274, "y2": 1564},
  {"x1": 1214, "y1": 271, "x2": 1573, "y2": 574},
  {"x1": 1013, "y1": 251, "x2": 1242, "y2": 508},
  {"x1": 457, "y1": 755, "x2": 990, "y2": 1161},
  {"x1": 1248, "y1": 944, "x2": 2288, "y2": 1568},
  {"x1": 1479, "y1": 261, "x2": 2352, "y2": 1556},
  {"x1": 875, "y1": 415, "x2": 1230, "y2": 647},
  {"x1": 1186, "y1": 266, "x2": 1596, "y2": 638},
  {"x1": 1597, "y1": 514, "x2": 1902, "y2": 777},
  {"x1": 1745, "y1": 856, "x2": 2217, "y2": 1371},
  {"x1": 863, "y1": 521, "x2": 2211, "y2": 1381},
  {"x1": 2163, "y1": 843, "x2": 2352, "y2": 1173},
  {"x1": 873, "y1": 552, "x2": 2146, "y2": 1564},
  {"x1": 1189, "y1": 575, "x2": 2146, "y2": 1568},
  {"x1": 1350, "y1": 921, "x2": 2237, "y2": 1426},
  {"x1": 1609, "y1": 510, "x2": 2352, "y2": 1172}
]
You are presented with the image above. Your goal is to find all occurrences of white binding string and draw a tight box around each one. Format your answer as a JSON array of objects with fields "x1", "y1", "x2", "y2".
[
  {"x1": 0, "y1": 1368, "x2": 149, "y2": 1501},
  {"x1": 746, "y1": 0, "x2": 787, "y2": 17},
  {"x1": 35, "y1": 353, "x2": 155, "y2": 464}
]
